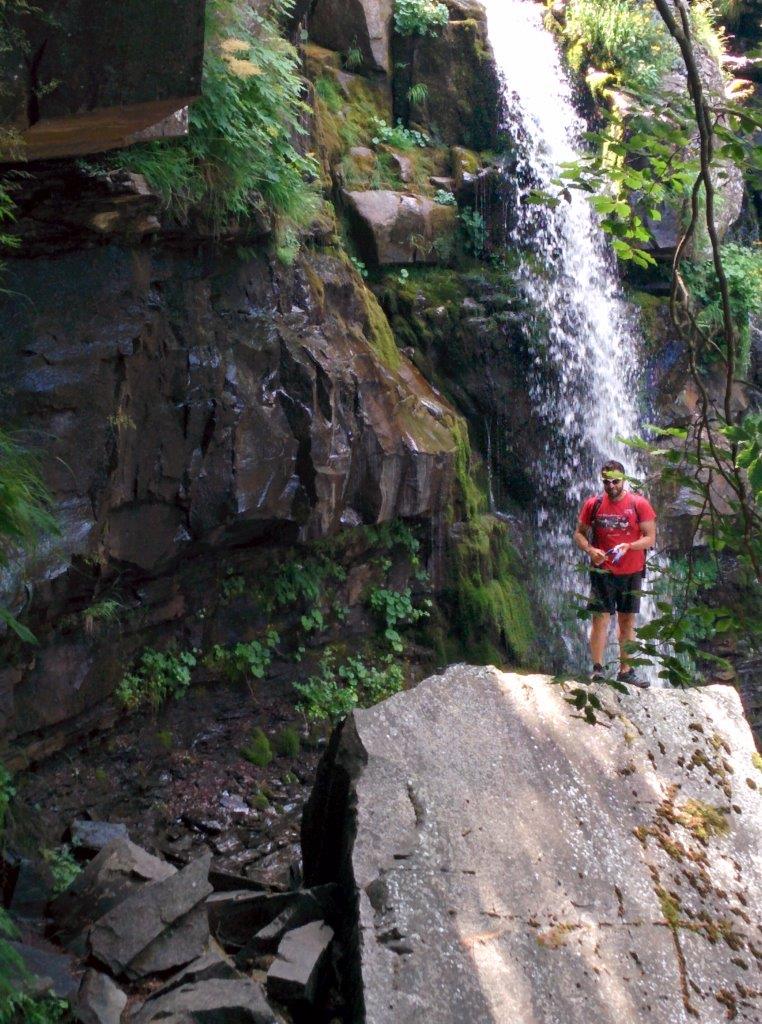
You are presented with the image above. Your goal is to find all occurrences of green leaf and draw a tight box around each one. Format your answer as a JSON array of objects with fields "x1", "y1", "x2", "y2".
[{"x1": 0, "y1": 607, "x2": 37, "y2": 644}]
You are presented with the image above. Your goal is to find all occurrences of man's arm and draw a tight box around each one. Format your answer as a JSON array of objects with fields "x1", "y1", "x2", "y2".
[
  {"x1": 573, "y1": 519, "x2": 606, "y2": 566},
  {"x1": 613, "y1": 519, "x2": 656, "y2": 556}
]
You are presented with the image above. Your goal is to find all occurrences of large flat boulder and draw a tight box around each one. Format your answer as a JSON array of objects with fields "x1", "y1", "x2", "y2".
[
  {"x1": 303, "y1": 666, "x2": 762, "y2": 1024},
  {"x1": 343, "y1": 189, "x2": 458, "y2": 265}
]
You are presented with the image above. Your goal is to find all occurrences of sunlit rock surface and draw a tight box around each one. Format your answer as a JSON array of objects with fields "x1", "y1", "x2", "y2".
[{"x1": 304, "y1": 666, "x2": 762, "y2": 1024}]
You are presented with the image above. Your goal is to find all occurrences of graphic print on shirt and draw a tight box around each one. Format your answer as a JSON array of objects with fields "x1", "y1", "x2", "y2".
[{"x1": 595, "y1": 511, "x2": 634, "y2": 532}]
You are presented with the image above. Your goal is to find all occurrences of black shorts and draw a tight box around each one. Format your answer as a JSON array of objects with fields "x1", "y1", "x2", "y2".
[{"x1": 588, "y1": 571, "x2": 643, "y2": 615}]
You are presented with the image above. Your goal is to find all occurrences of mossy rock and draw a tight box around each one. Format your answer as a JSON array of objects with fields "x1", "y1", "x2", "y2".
[
  {"x1": 393, "y1": 16, "x2": 502, "y2": 150},
  {"x1": 441, "y1": 515, "x2": 537, "y2": 667}
]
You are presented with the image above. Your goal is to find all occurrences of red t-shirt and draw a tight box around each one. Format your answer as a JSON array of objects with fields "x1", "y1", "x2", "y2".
[{"x1": 579, "y1": 492, "x2": 656, "y2": 576}]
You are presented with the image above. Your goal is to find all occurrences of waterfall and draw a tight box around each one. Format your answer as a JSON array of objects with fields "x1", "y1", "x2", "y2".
[{"x1": 480, "y1": 0, "x2": 659, "y2": 678}]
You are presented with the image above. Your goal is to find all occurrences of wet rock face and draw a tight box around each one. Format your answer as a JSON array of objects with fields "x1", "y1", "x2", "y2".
[
  {"x1": 0, "y1": 240, "x2": 458, "y2": 747},
  {"x1": 303, "y1": 666, "x2": 762, "y2": 1024},
  {"x1": 393, "y1": 0, "x2": 503, "y2": 151},
  {"x1": 310, "y1": 0, "x2": 394, "y2": 74}
]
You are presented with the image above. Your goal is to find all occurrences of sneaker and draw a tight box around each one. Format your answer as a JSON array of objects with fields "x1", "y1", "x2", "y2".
[
  {"x1": 590, "y1": 663, "x2": 605, "y2": 682},
  {"x1": 617, "y1": 668, "x2": 650, "y2": 690}
]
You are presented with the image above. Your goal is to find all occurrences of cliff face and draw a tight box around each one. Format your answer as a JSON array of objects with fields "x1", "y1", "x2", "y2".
[{"x1": 0, "y1": 0, "x2": 525, "y2": 760}]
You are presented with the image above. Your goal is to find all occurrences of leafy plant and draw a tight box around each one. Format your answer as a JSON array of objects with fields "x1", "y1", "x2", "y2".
[
  {"x1": 370, "y1": 116, "x2": 429, "y2": 150},
  {"x1": 241, "y1": 727, "x2": 273, "y2": 767},
  {"x1": 108, "y1": 0, "x2": 319, "y2": 240},
  {"x1": 459, "y1": 208, "x2": 487, "y2": 258},
  {"x1": 293, "y1": 648, "x2": 404, "y2": 723},
  {"x1": 42, "y1": 845, "x2": 81, "y2": 895},
  {"x1": 368, "y1": 586, "x2": 430, "y2": 653},
  {"x1": 220, "y1": 572, "x2": 246, "y2": 602},
  {"x1": 116, "y1": 648, "x2": 198, "y2": 710},
  {"x1": 434, "y1": 189, "x2": 457, "y2": 206},
  {"x1": 349, "y1": 254, "x2": 369, "y2": 279},
  {"x1": 344, "y1": 39, "x2": 363, "y2": 70},
  {"x1": 208, "y1": 629, "x2": 279, "y2": 686},
  {"x1": 684, "y1": 243, "x2": 762, "y2": 377},
  {"x1": 0, "y1": 430, "x2": 59, "y2": 643},
  {"x1": 294, "y1": 650, "x2": 359, "y2": 723},
  {"x1": 563, "y1": 0, "x2": 677, "y2": 91},
  {"x1": 393, "y1": 0, "x2": 449, "y2": 38},
  {"x1": 407, "y1": 82, "x2": 429, "y2": 105},
  {"x1": 0, "y1": 763, "x2": 14, "y2": 832}
]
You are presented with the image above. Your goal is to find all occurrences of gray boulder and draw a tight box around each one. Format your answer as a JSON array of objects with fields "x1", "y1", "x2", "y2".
[
  {"x1": 236, "y1": 885, "x2": 339, "y2": 961},
  {"x1": 89, "y1": 852, "x2": 212, "y2": 978},
  {"x1": 303, "y1": 666, "x2": 762, "y2": 1024},
  {"x1": 206, "y1": 890, "x2": 297, "y2": 949},
  {"x1": 73, "y1": 969, "x2": 127, "y2": 1024},
  {"x1": 343, "y1": 190, "x2": 458, "y2": 265},
  {"x1": 8, "y1": 940, "x2": 83, "y2": 1001},
  {"x1": 310, "y1": 0, "x2": 394, "y2": 74},
  {"x1": 133, "y1": 978, "x2": 280, "y2": 1024},
  {"x1": 71, "y1": 820, "x2": 130, "y2": 855},
  {"x1": 50, "y1": 838, "x2": 175, "y2": 951},
  {"x1": 265, "y1": 921, "x2": 334, "y2": 1007}
]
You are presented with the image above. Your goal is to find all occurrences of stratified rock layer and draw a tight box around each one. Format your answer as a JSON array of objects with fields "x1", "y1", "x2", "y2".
[{"x1": 303, "y1": 666, "x2": 762, "y2": 1024}]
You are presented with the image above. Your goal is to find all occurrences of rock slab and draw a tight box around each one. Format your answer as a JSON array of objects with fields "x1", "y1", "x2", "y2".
[{"x1": 303, "y1": 666, "x2": 762, "y2": 1024}]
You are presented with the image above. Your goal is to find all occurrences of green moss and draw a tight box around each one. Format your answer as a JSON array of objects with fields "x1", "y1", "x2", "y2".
[
  {"x1": 450, "y1": 416, "x2": 484, "y2": 522},
  {"x1": 678, "y1": 799, "x2": 730, "y2": 841},
  {"x1": 443, "y1": 515, "x2": 536, "y2": 667},
  {"x1": 657, "y1": 886, "x2": 682, "y2": 929},
  {"x1": 251, "y1": 790, "x2": 270, "y2": 810},
  {"x1": 752, "y1": 752, "x2": 762, "y2": 773},
  {"x1": 362, "y1": 286, "x2": 402, "y2": 371},
  {"x1": 273, "y1": 726, "x2": 301, "y2": 758},
  {"x1": 241, "y1": 728, "x2": 273, "y2": 768}
]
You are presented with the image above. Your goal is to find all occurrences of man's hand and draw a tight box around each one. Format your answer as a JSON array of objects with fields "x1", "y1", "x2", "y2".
[{"x1": 589, "y1": 547, "x2": 607, "y2": 566}]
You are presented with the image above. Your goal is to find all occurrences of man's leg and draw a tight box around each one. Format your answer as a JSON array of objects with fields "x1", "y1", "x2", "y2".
[
  {"x1": 617, "y1": 612, "x2": 637, "y2": 672},
  {"x1": 590, "y1": 613, "x2": 609, "y2": 667}
]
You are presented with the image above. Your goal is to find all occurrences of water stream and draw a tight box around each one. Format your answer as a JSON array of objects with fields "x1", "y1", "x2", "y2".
[{"x1": 480, "y1": 0, "x2": 659, "y2": 678}]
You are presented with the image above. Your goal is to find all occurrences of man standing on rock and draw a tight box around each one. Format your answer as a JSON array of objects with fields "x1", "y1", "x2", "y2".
[{"x1": 573, "y1": 460, "x2": 656, "y2": 688}]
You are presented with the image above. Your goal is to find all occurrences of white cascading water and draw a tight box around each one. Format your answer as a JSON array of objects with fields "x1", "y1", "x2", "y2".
[{"x1": 480, "y1": 0, "x2": 660, "y2": 678}]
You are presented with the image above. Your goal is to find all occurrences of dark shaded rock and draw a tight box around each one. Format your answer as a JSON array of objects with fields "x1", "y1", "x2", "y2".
[
  {"x1": 265, "y1": 921, "x2": 334, "y2": 1007},
  {"x1": 8, "y1": 857, "x2": 51, "y2": 921},
  {"x1": 71, "y1": 820, "x2": 130, "y2": 855},
  {"x1": 73, "y1": 969, "x2": 127, "y2": 1024},
  {"x1": 89, "y1": 852, "x2": 211, "y2": 978},
  {"x1": 244, "y1": 845, "x2": 301, "y2": 891},
  {"x1": 1, "y1": 244, "x2": 460, "y2": 755},
  {"x1": 310, "y1": 0, "x2": 393, "y2": 74},
  {"x1": 126, "y1": 902, "x2": 210, "y2": 979},
  {"x1": 9, "y1": 940, "x2": 83, "y2": 1001},
  {"x1": 343, "y1": 190, "x2": 458, "y2": 265},
  {"x1": 149, "y1": 946, "x2": 241, "y2": 999},
  {"x1": 0, "y1": 1, "x2": 204, "y2": 160},
  {"x1": 133, "y1": 978, "x2": 280, "y2": 1024},
  {"x1": 304, "y1": 666, "x2": 762, "y2": 1023},
  {"x1": 206, "y1": 890, "x2": 296, "y2": 949},
  {"x1": 393, "y1": 0, "x2": 502, "y2": 150},
  {"x1": 50, "y1": 838, "x2": 175, "y2": 951},
  {"x1": 236, "y1": 885, "x2": 339, "y2": 960},
  {"x1": 207, "y1": 868, "x2": 271, "y2": 894}
]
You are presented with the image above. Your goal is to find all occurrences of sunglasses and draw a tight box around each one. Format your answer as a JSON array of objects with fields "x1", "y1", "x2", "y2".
[{"x1": 602, "y1": 477, "x2": 624, "y2": 485}]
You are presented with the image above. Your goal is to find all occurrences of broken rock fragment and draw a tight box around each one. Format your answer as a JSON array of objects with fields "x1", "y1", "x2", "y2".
[
  {"x1": 73, "y1": 969, "x2": 127, "y2": 1024},
  {"x1": 89, "y1": 852, "x2": 212, "y2": 978},
  {"x1": 266, "y1": 920, "x2": 334, "y2": 1007},
  {"x1": 133, "y1": 978, "x2": 282, "y2": 1024}
]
